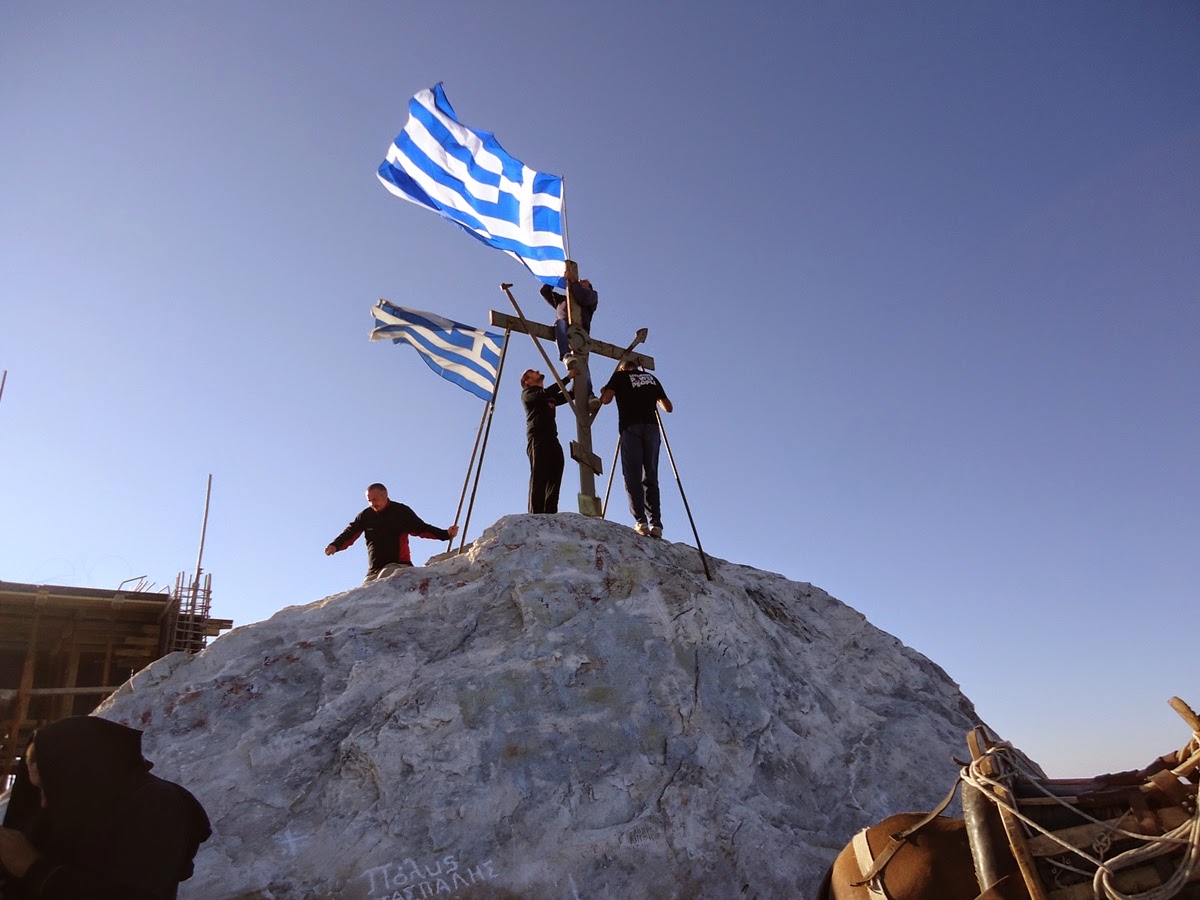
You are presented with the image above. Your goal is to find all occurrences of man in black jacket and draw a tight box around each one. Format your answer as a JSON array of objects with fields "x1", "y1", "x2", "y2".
[
  {"x1": 325, "y1": 483, "x2": 459, "y2": 581},
  {"x1": 520, "y1": 368, "x2": 574, "y2": 514},
  {"x1": 538, "y1": 259, "x2": 598, "y2": 363}
]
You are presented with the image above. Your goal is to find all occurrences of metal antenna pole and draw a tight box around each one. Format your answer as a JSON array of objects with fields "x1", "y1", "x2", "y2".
[
  {"x1": 655, "y1": 411, "x2": 712, "y2": 581},
  {"x1": 0, "y1": 370, "x2": 7, "y2": 407}
]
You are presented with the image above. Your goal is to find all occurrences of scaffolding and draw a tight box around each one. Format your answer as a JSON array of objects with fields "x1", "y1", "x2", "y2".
[{"x1": 167, "y1": 570, "x2": 215, "y2": 654}]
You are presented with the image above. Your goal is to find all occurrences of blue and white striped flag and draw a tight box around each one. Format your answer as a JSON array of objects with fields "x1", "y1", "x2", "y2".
[
  {"x1": 378, "y1": 84, "x2": 566, "y2": 287},
  {"x1": 370, "y1": 301, "x2": 504, "y2": 402}
]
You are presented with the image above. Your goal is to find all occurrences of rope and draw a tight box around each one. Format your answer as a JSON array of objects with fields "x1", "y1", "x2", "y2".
[{"x1": 961, "y1": 742, "x2": 1200, "y2": 900}]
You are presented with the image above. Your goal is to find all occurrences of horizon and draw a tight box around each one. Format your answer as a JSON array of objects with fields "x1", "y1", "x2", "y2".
[{"x1": 2, "y1": 1, "x2": 1197, "y2": 779}]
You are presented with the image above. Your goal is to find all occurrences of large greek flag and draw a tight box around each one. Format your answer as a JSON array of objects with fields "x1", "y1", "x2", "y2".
[
  {"x1": 378, "y1": 84, "x2": 566, "y2": 287},
  {"x1": 370, "y1": 301, "x2": 504, "y2": 402}
]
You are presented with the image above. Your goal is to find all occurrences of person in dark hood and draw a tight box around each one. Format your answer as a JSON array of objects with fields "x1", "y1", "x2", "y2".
[
  {"x1": 539, "y1": 259, "x2": 598, "y2": 364},
  {"x1": 0, "y1": 716, "x2": 211, "y2": 900}
]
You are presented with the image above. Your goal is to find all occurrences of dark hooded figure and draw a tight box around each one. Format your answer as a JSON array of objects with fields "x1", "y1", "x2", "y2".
[{"x1": 0, "y1": 716, "x2": 211, "y2": 899}]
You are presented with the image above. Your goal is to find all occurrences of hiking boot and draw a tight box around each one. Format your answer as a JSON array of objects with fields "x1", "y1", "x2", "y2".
[
  {"x1": 634, "y1": 522, "x2": 651, "y2": 536},
  {"x1": 588, "y1": 396, "x2": 602, "y2": 412},
  {"x1": 650, "y1": 525, "x2": 663, "y2": 539}
]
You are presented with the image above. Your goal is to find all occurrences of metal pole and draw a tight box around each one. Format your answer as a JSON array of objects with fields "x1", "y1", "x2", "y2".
[
  {"x1": 601, "y1": 435, "x2": 621, "y2": 518},
  {"x1": 450, "y1": 332, "x2": 509, "y2": 546},
  {"x1": 0, "y1": 370, "x2": 7, "y2": 407},
  {"x1": 457, "y1": 330, "x2": 512, "y2": 553},
  {"x1": 655, "y1": 411, "x2": 712, "y2": 581}
]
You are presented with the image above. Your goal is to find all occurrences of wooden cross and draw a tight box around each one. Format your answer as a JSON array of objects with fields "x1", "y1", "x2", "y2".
[{"x1": 493, "y1": 285, "x2": 653, "y2": 516}]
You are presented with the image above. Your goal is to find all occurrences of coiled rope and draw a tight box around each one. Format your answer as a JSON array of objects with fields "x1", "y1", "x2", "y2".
[{"x1": 960, "y1": 740, "x2": 1200, "y2": 900}]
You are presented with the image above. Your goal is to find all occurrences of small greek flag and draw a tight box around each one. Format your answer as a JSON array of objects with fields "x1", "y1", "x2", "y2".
[
  {"x1": 370, "y1": 302, "x2": 504, "y2": 402},
  {"x1": 378, "y1": 83, "x2": 566, "y2": 287}
]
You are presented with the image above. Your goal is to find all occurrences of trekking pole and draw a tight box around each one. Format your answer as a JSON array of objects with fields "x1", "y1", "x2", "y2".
[
  {"x1": 458, "y1": 330, "x2": 512, "y2": 553},
  {"x1": 656, "y1": 410, "x2": 713, "y2": 581},
  {"x1": 601, "y1": 435, "x2": 621, "y2": 517}
]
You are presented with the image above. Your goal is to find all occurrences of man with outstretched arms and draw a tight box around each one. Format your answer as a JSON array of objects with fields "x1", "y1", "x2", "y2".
[{"x1": 325, "y1": 483, "x2": 459, "y2": 581}]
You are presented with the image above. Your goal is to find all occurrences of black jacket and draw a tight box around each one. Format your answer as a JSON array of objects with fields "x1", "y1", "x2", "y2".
[
  {"x1": 330, "y1": 501, "x2": 451, "y2": 575},
  {"x1": 540, "y1": 280, "x2": 598, "y2": 330},
  {"x1": 3, "y1": 717, "x2": 210, "y2": 900},
  {"x1": 522, "y1": 381, "x2": 570, "y2": 443}
]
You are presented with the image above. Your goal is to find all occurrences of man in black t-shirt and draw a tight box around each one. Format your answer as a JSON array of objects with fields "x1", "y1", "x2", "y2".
[
  {"x1": 520, "y1": 368, "x2": 573, "y2": 513},
  {"x1": 325, "y1": 483, "x2": 459, "y2": 581},
  {"x1": 600, "y1": 360, "x2": 673, "y2": 538}
]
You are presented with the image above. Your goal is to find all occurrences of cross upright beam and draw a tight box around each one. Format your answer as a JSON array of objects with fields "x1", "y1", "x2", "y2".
[{"x1": 491, "y1": 294, "x2": 653, "y2": 517}]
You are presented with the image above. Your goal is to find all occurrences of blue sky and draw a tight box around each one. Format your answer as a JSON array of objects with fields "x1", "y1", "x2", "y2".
[{"x1": 2, "y1": 1, "x2": 1197, "y2": 777}]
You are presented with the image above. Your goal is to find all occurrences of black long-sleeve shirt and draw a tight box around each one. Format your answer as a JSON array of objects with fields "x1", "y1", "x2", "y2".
[
  {"x1": 329, "y1": 501, "x2": 451, "y2": 575},
  {"x1": 522, "y1": 380, "x2": 570, "y2": 443}
]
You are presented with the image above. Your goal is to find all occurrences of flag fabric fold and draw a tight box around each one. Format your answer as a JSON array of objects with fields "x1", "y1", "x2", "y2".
[
  {"x1": 370, "y1": 301, "x2": 504, "y2": 402},
  {"x1": 378, "y1": 83, "x2": 566, "y2": 286}
]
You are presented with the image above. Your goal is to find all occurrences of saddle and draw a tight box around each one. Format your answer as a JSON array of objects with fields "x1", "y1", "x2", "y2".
[{"x1": 963, "y1": 696, "x2": 1200, "y2": 899}]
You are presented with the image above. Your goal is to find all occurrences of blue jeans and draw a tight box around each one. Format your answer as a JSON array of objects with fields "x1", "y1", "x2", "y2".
[{"x1": 619, "y1": 424, "x2": 662, "y2": 526}]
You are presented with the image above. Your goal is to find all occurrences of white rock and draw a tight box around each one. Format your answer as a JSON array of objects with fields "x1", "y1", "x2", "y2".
[{"x1": 93, "y1": 513, "x2": 984, "y2": 898}]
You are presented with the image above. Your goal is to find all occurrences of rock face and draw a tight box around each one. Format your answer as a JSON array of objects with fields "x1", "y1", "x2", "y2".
[{"x1": 94, "y1": 514, "x2": 983, "y2": 899}]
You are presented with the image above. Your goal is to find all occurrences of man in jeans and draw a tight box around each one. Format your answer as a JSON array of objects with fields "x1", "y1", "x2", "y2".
[{"x1": 599, "y1": 359, "x2": 673, "y2": 537}]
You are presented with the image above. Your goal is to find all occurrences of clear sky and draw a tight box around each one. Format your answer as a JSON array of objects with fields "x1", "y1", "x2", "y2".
[{"x1": 2, "y1": 1, "x2": 1197, "y2": 778}]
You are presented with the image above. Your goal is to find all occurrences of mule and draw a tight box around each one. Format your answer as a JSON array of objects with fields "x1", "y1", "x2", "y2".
[{"x1": 815, "y1": 812, "x2": 1029, "y2": 900}]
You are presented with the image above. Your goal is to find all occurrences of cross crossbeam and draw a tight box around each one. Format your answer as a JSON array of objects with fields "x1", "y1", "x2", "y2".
[
  {"x1": 487, "y1": 311, "x2": 654, "y2": 370},
  {"x1": 491, "y1": 293, "x2": 653, "y2": 516}
]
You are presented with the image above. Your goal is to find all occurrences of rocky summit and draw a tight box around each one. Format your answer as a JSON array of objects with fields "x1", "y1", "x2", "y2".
[{"x1": 93, "y1": 513, "x2": 984, "y2": 899}]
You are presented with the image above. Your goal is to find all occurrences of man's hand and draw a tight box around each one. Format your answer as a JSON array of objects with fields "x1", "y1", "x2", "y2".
[
  {"x1": 447, "y1": 525, "x2": 459, "y2": 538},
  {"x1": 0, "y1": 827, "x2": 40, "y2": 878},
  {"x1": 324, "y1": 544, "x2": 337, "y2": 556}
]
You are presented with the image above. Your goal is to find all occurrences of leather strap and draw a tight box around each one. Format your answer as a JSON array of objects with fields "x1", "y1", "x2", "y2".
[
  {"x1": 850, "y1": 778, "x2": 962, "y2": 887},
  {"x1": 851, "y1": 828, "x2": 891, "y2": 899}
]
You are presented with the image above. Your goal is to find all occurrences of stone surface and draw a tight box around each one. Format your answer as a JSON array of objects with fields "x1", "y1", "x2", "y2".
[{"x1": 90, "y1": 513, "x2": 983, "y2": 898}]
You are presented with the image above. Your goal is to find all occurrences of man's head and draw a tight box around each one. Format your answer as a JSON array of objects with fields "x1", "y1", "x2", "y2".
[
  {"x1": 520, "y1": 369, "x2": 545, "y2": 389},
  {"x1": 365, "y1": 483, "x2": 389, "y2": 511},
  {"x1": 619, "y1": 357, "x2": 641, "y2": 371}
]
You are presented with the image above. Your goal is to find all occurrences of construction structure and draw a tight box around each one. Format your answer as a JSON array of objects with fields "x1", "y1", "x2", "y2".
[{"x1": 0, "y1": 576, "x2": 232, "y2": 786}]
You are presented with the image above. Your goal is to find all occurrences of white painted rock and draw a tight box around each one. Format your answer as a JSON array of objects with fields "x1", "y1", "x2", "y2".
[{"x1": 94, "y1": 513, "x2": 983, "y2": 898}]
